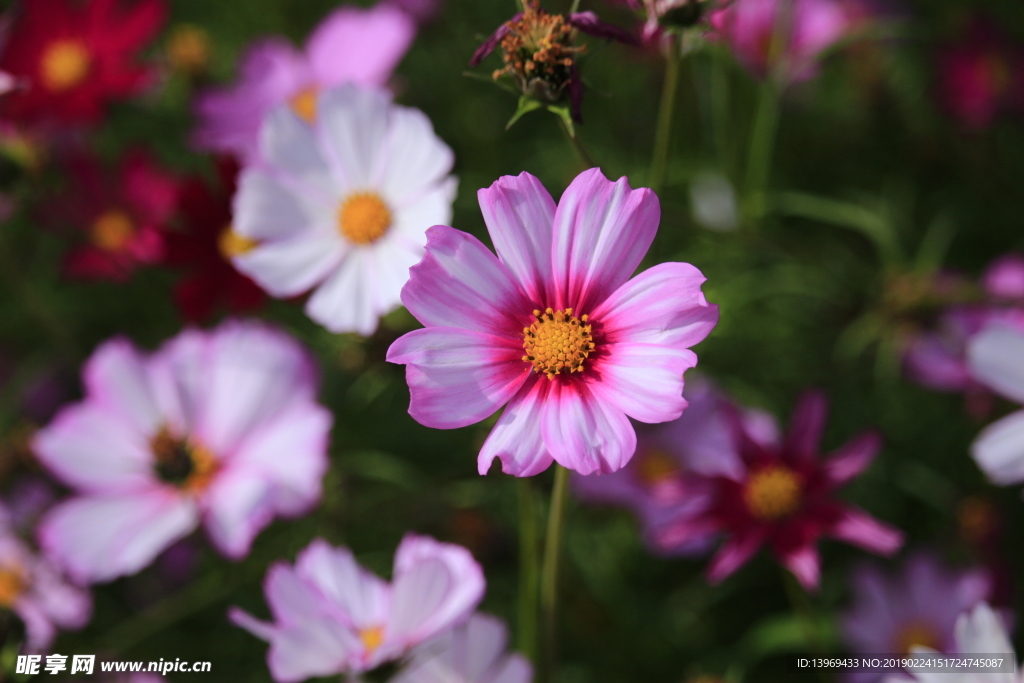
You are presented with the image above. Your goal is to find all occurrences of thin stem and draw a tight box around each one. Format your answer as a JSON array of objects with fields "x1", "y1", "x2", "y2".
[
  {"x1": 650, "y1": 47, "x2": 681, "y2": 194},
  {"x1": 743, "y1": 79, "x2": 780, "y2": 222},
  {"x1": 517, "y1": 478, "x2": 540, "y2": 663},
  {"x1": 781, "y1": 569, "x2": 832, "y2": 683},
  {"x1": 539, "y1": 465, "x2": 570, "y2": 683},
  {"x1": 558, "y1": 116, "x2": 596, "y2": 170},
  {"x1": 569, "y1": 0, "x2": 582, "y2": 13}
]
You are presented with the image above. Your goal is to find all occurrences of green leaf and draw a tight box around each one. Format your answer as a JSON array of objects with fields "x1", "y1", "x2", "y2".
[
  {"x1": 546, "y1": 104, "x2": 576, "y2": 137},
  {"x1": 506, "y1": 96, "x2": 543, "y2": 130}
]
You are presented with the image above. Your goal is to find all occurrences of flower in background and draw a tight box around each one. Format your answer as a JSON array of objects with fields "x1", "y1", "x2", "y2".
[
  {"x1": 938, "y1": 19, "x2": 1024, "y2": 130},
  {"x1": 470, "y1": 0, "x2": 636, "y2": 123},
  {"x1": 882, "y1": 602, "x2": 1020, "y2": 683},
  {"x1": 0, "y1": 0, "x2": 165, "y2": 126},
  {"x1": 0, "y1": 502, "x2": 91, "y2": 651},
  {"x1": 162, "y1": 158, "x2": 266, "y2": 323},
  {"x1": 33, "y1": 320, "x2": 332, "y2": 583},
  {"x1": 388, "y1": 169, "x2": 718, "y2": 477},
  {"x1": 230, "y1": 85, "x2": 456, "y2": 335},
  {"x1": 709, "y1": 0, "x2": 859, "y2": 83},
  {"x1": 571, "y1": 379, "x2": 759, "y2": 555},
  {"x1": 165, "y1": 24, "x2": 211, "y2": 77},
  {"x1": 54, "y1": 149, "x2": 177, "y2": 282},
  {"x1": 611, "y1": 0, "x2": 719, "y2": 48},
  {"x1": 230, "y1": 535, "x2": 485, "y2": 682},
  {"x1": 967, "y1": 324, "x2": 1024, "y2": 489},
  {"x1": 193, "y1": 3, "x2": 414, "y2": 161},
  {"x1": 656, "y1": 391, "x2": 903, "y2": 590},
  {"x1": 392, "y1": 612, "x2": 532, "y2": 683},
  {"x1": 841, "y1": 552, "x2": 992, "y2": 682}
]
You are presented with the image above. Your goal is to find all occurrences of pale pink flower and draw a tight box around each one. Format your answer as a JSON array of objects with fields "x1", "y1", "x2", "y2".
[
  {"x1": 392, "y1": 612, "x2": 532, "y2": 683},
  {"x1": 387, "y1": 168, "x2": 718, "y2": 477},
  {"x1": 33, "y1": 320, "x2": 332, "y2": 583},
  {"x1": 193, "y1": 3, "x2": 415, "y2": 160},
  {"x1": 229, "y1": 535, "x2": 485, "y2": 682},
  {"x1": 967, "y1": 324, "x2": 1024, "y2": 488},
  {"x1": 230, "y1": 84, "x2": 457, "y2": 335}
]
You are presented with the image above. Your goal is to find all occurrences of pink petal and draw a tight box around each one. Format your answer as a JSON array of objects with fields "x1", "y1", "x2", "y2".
[
  {"x1": 389, "y1": 535, "x2": 485, "y2": 647},
  {"x1": 229, "y1": 606, "x2": 276, "y2": 642},
  {"x1": 478, "y1": 172, "x2": 557, "y2": 303},
  {"x1": 971, "y1": 410, "x2": 1024, "y2": 485},
  {"x1": 822, "y1": 431, "x2": 880, "y2": 488},
  {"x1": 707, "y1": 529, "x2": 764, "y2": 583},
  {"x1": 478, "y1": 380, "x2": 555, "y2": 477},
  {"x1": 399, "y1": 225, "x2": 531, "y2": 337},
  {"x1": 82, "y1": 337, "x2": 161, "y2": 434},
  {"x1": 264, "y1": 561, "x2": 334, "y2": 625},
  {"x1": 592, "y1": 262, "x2": 719, "y2": 348},
  {"x1": 294, "y1": 540, "x2": 389, "y2": 627},
  {"x1": 827, "y1": 507, "x2": 904, "y2": 556},
  {"x1": 968, "y1": 325, "x2": 1024, "y2": 404},
  {"x1": 778, "y1": 544, "x2": 822, "y2": 591},
  {"x1": 551, "y1": 169, "x2": 659, "y2": 313},
  {"x1": 306, "y1": 5, "x2": 415, "y2": 88},
  {"x1": 39, "y1": 493, "x2": 199, "y2": 583},
  {"x1": 201, "y1": 470, "x2": 276, "y2": 559},
  {"x1": 33, "y1": 403, "x2": 155, "y2": 495},
  {"x1": 589, "y1": 342, "x2": 697, "y2": 423},
  {"x1": 783, "y1": 390, "x2": 829, "y2": 464},
  {"x1": 387, "y1": 328, "x2": 529, "y2": 429},
  {"x1": 540, "y1": 382, "x2": 636, "y2": 475},
  {"x1": 268, "y1": 619, "x2": 358, "y2": 682}
]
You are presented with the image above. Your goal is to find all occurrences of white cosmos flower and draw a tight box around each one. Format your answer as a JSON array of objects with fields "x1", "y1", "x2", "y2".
[
  {"x1": 230, "y1": 84, "x2": 457, "y2": 335},
  {"x1": 967, "y1": 324, "x2": 1024, "y2": 486}
]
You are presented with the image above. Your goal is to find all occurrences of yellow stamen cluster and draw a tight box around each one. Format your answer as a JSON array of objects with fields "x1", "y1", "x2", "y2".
[
  {"x1": 165, "y1": 24, "x2": 211, "y2": 75},
  {"x1": 743, "y1": 466, "x2": 802, "y2": 520},
  {"x1": 895, "y1": 622, "x2": 940, "y2": 655},
  {"x1": 637, "y1": 449, "x2": 679, "y2": 486},
  {"x1": 289, "y1": 87, "x2": 319, "y2": 124},
  {"x1": 41, "y1": 40, "x2": 91, "y2": 92},
  {"x1": 522, "y1": 307, "x2": 594, "y2": 379},
  {"x1": 91, "y1": 209, "x2": 135, "y2": 252},
  {"x1": 151, "y1": 428, "x2": 218, "y2": 494},
  {"x1": 0, "y1": 566, "x2": 25, "y2": 607},
  {"x1": 359, "y1": 625, "x2": 385, "y2": 652},
  {"x1": 218, "y1": 226, "x2": 258, "y2": 259},
  {"x1": 494, "y1": 0, "x2": 583, "y2": 99},
  {"x1": 338, "y1": 192, "x2": 392, "y2": 246}
]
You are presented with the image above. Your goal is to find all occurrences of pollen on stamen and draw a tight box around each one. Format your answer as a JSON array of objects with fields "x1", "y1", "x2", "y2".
[{"x1": 521, "y1": 306, "x2": 595, "y2": 379}]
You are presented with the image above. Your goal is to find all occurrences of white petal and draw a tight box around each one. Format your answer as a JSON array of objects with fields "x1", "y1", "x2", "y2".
[
  {"x1": 317, "y1": 85, "x2": 391, "y2": 189},
  {"x1": 972, "y1": 410, "x2": 1024, "y2": 486},
  {"x1": 234, "y1": 231, "x2": 345, "y2": 298},
  {"x1": 258, "y1": 105, "x2": 336, "y2": 199},
  {"x1": 304, "y1": 252, "x2": 380, "y2": 335},
  {"x1": 234, "y1": 168, "x2": 328, "y2": 241},
  {"x1": 372, "y1": 104, "x2": 454, "y2": 203}
]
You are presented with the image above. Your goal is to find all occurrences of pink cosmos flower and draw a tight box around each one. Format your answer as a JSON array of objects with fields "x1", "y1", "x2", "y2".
[
  {"x1": 938, "y1": 20, "x2": 1024, "y2": 130},
  {"x1": 841, "y1": 552, "x2": 992, "y2": 683},
  {"x1": 387, "y1": 168, "x2": 719, "y2": 477},
  {"x1": 392, "y1": 612, "x2": 532, "y2": 683},
  {"x1": 229, "y1": 535, "x2": 485, "y2": 683},
  {"x1": 33, "y1": 320, "x2": 332, "y2": 583},
  {"x1": 192, "y1": 3, "x2": 415, "y2": 161},
  {"x1": 709, "y1": 0, "x2": 857, "y2": 83},
  {"x1": 967, "y1": 324, "x2": 1024, "y2": 489},
  {"x1": 0, "y1": 503, "x2": 91, "y2": 651},
  {"x1": 656, "y1": 391, "x2": 903, "y2": 590}
]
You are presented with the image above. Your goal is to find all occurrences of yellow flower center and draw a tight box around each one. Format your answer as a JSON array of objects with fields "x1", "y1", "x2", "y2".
[
  {"x1": 0, "y1": 566, "x2": 25, "y2": 607},
  {"x1": 744, "y1": 466, "x2": 802, "y2": 520},
  {"x1": 359, "y1": 625, "x2": 385, "y2": 652},
  {"x1": 218, "y1": 226, "x2": 258, "y2": 259},
  {"x1": 151, "y1": 428, "x2": 218, "y2": 494},
  {"x1": 521, "y1": 307, "x2": 594, "y2": 379},
  {"x1": 338, "y1": 192, "x2": 392, "y2": 246},
  {"x1": 290, "y1": 87, "x2": 319, "y2": 124},
  {"x1": 637, "y1": 449, "x2": 678, "y2": 486},
  {"x1": 895, "y1": 621, "x2": 940, "y2": 655},
  {"x1": 166, "y1": 24, "x2": 211, "y2": 74},
  {"x1": 41, "y1": 40, "x2": 91, "y2": 92},
  {"x1": 91, "y1": 209, "x2": 135, "y2": 252}
]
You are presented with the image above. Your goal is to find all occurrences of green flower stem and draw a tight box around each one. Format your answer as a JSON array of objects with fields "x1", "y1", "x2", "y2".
[
  {"x1": 558, "y1": 116, "x2": 597, "y2": 170},
  {"x1": 539, "y1": 465, "x2": 570, "y2": 683},
  {"x1": 743, "y1": 78, "x2": 781, "y2": 222},
  {"x1": 517, "y1": 477, "x2": 540, "y2": 663},
  {"x1": 650, "y1": 47, "x2": 681, "y2": 194}
]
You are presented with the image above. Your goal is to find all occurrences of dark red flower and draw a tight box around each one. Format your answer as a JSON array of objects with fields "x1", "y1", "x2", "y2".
[
  {"x1": 55, "y1": 149, "x2": 176, "y2": 281},
  {"x1": 0, "y1": 0, "x2": 166, "y2": 126},
  {"x1": 657, "y1": 391, "x2": 903, "y2": 590},
  {"x1": 162, "y1": 158, "x2": 266, "y2": 323},
  {"x1": 937, "y1": 19, "x2": 1024, "y2": 129}
]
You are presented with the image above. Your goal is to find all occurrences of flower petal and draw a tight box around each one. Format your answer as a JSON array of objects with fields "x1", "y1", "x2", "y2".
[
  {"x1": 374, "y1": 104, "x2": 454, "y2": 204},
  {"x1": 201, "y1": 469, "x2": 276, "y2": 559},
  {"x1": 306, "y1": 5, "x2": 415, "y2": 88},
  {"x1": 39, "y1": 493, "x2": 198, "y2": 583},
  {"x1": 478, "y1": 380, "x2": 555, "y2": 477},
  {"x1": 971, "y1": 410, "x2": 1024, "y2": 485},
  {"x1": 469, "y1": 16, "x2": 520, "y2": 66},
  {"x1": 82, "y1": 337, "x2": 161, "y2": 434},
  {"x1": 827, "y1": 507, "x2": 904, "y2": 556},
  {"x1": 233, "y1": 231, "x2": 345, "y2": 298},
  {"x1": 707, "y1": 529, "x2": 764, "y2": 584},
  {"x1": 304, "y1": 252, "x2": 379, "y2": 335},
  {"x1": 387, "y1": 327, "x2": 529, "y2": 429},
  {"x1": 541, "y1": 381, "x2": 637, "y2": 475},
  {"x1": 234, "y1": 168, "x2": 324, "y2": 241},
  {"x1": 258, "y1": 105, "x2": 336, "y2": 199},
  {"x1": 588, "y1": 342, "x2": 697, "y2": 423},
  {"x1": 478, "y1": 172, "x2": 557, "y2": 303},
  {"x1": 778, "y1": 544, "x2": 821, "y2": 591},
  {"x1": 400, "y1": 225, "x2": 531, "y2": 337},
  {"x1": 968, "y1": 324, "x2": 1024, "y2": 404},
  {"x1": 551, "y1": 168, "x2": 659, "y2": 313},
  {"x1": 822, "y1": 431, "x2": 880, "y2": 488},
  {"x1": 317, "y1": 85, "x2": 391, "y2": 189},
  {"x1": 294, "y1": 540, "x2": 389, "y2": 626},
  {"x1": 783, "y1": 390, "x2": 829, "y2": 465}
]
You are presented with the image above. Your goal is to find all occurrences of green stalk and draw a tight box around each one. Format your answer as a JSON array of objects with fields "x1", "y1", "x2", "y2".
[
  {"x1": 517, "y1": 478, "x2": 540, "y2": 663},
  {"x1": 650, "y1": 47, "x2": 681, "y2": 193},
  {"x1": 558, "y1": 116, "x2": 596, "y2": 170},
  {"x1": 743, "y1": 78, "x2": 781, "y2": 221},
  {"x1": 539, "y1": 465, "x2": 570, "y2": 683}
]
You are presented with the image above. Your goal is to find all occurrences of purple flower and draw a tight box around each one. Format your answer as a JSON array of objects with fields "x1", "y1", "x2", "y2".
[
  {"x1": 229, "y1": 535, "x2": 485, "y2": 682},
  {"x1": 387, "y1": 168, "x2": 719, "y2": 477},
  {"x1": 841, "y1": 552, "x2": 992, "y2": 682},
  {"x1": 192, "y1": 3, "x2": 415, "y2": 160},
  {"x1": 33, "y1": 320, "x2": 332, "y2": 583},
  {"x1": 392, "y1": 612, "x2": 532, "y2": 683}
]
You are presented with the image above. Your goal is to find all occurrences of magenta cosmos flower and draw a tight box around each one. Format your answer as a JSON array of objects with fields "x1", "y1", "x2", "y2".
[
  {"x1": 230, "y1": 535, "x2": 485, "y2": 683},
  {"x1": 387, "y1": 168, "x2": 719, "y2": 476},
  {"x1": 33, "y1": 320, "x2": 332, "y2": 583},
  {"x1": 938, "y1": 19, "x2": 1024, "y2": 130},
  {"x1": 393, "y1": 612, "x2": 532, "y2": 683},
  {"x1": 842, "y1": 552, "x2": 992, "y2": 683},
  {"x1": 193, "y1": 3, "x2": 414, "y2": 160},
  {"x1": 656, "y1": 391, "x2": 903, "y2": 590},
  {"x1": 0, "y1": 502, "x2": 90, "y2": 651}
]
